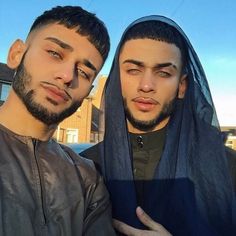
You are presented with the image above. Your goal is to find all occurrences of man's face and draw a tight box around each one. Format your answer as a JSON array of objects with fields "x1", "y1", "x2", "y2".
[
  {"x1": 11, "y1": 24, "x2": 103, "y2": 125},
  {"x1": 119, "y1": 38, "x2": 186, "y2": 132}
]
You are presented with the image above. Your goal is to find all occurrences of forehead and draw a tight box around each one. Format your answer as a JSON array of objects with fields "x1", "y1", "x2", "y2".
[
  {"x1": 28, "y1": 24, "x2": 69, "y2": 42},
  {"x1": 26, "y1": 23, "x2": 103, "y2": 69},
  {"x1": 119, "y1": 38, "x2": 182, "y2": 67}
]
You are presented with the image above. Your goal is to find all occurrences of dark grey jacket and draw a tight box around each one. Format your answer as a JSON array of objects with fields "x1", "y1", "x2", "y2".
[{"x1": 0, "y1": 124, "x2": 115, "y2": 236}]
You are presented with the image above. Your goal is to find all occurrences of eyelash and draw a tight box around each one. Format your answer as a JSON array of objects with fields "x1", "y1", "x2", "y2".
[
  {"x1": 47, "y1": 50, "x2": 91, "y2": 81},
  {"x1": 157, "y1": 71, "x2": 171, "y2": 78},
  {"x1": 47, "y1": 50, "x2": 62, "y2": 59},
  {"x1": 77, "y1": 68, "x2": 90, "y2": 80},
  {"x1": 126, "y1": 69, "x2": 171, "y2": 77},
  {"x1": 127, "y1": 69, "x2": 141, "y2": 74}
]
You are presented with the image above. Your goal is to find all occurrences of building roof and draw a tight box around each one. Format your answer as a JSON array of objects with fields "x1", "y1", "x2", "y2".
[
  {"x1": 221, "y1": 126, "x2": 236, "y2": 132},
  {"x1": 0, "y1": 62, "x2": 14, "y2": 83}
]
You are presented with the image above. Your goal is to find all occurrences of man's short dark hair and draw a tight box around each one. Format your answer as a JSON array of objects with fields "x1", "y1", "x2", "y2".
[
  {"x1": 121, "y1": 20, "x2": 187, "y2": 73},
  {"x1": 29, "y1": 6, "x2": 110, "y2": 61}
]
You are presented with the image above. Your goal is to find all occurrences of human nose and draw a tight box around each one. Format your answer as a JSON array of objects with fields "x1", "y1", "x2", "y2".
[
  {"x1": 54, "y1": 63, "x2": 75, "y2": 86},
  {"x1": 137, "y1": 71, "x2": 155, "y2": 93}
]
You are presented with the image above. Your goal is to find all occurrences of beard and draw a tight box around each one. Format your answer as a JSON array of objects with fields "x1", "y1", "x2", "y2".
[
  {"x1": 12, "y1": 55, "x2": 82, "y2": 126},
  {"x1": 123, "y1": 96, "x2": 177, "y2": 132}
]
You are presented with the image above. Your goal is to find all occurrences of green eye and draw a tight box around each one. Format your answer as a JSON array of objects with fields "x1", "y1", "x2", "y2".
[
  {"x1": 78, "y1": 68, "x2": 89, "y2": 80},
  {"x1": 127, "y1": 69, "x2": 141, "y2": 75},
  {"x1": 158, "y1": 71, "x2": 171, "y2": 78},
  {"x1": 47, "y1": 50, "x2": 62, "y2": 59}
]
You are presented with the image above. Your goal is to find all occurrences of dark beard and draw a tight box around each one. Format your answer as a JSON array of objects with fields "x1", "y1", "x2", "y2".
[
  {"x1": 12, "y1": 55, "x2": 81, "y2": 126},
  {"x1": 123, "y1": 97, "x2": 177, "y2": 132}
]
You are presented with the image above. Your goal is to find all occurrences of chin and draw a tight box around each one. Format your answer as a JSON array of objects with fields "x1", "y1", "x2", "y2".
[{"x1": 135, "y1": 113, "x2": 157, "y2": 121}]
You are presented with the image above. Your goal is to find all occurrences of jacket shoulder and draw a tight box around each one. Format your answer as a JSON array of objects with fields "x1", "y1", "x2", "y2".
[
  {"x1": 60, "y1": 143, "x2": 98, "y2": 183},
  {"x1": 80, "y1": 143, "x2": 100, "y2": 160},
  {"x1": 80, "y1": 143, "x2": 103, "y2": 174}
]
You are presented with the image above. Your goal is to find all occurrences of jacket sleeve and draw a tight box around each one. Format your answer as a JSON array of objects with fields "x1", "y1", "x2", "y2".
[
  {"x1": 63, "y1": 145, "x2": 116, "y2": 235},
  {"x1": 82, "y1": 173, "x2": 116, "y2": 236}
]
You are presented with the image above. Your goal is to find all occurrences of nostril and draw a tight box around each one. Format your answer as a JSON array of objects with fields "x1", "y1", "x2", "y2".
[
  {"x1": 138, "y1": 84, "x2": 154, "y2": 92},
  {"x1": 65, "y1": 80, "x2": 73, "y2": 88}
]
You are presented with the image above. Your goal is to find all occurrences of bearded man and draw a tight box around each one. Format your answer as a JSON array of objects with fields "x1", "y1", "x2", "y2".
[
  {"x1": 81, "y1": 16, "x2": 236, "y2": 236},
  {"x1": 0, "y1": 5, "x2": 116, "y2": 236}
]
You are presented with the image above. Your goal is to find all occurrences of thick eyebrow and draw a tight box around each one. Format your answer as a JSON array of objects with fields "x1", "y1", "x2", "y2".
[
  {"x1": 122, "y1": 59, "x2": 177, "y2": 70},
  {"x1": 122, "y1": 59, "x2": 144, "y2": 67},
  {"x1": 82, "y1": 59, "x2": 97, "y2": 73},
  {"x1": 154, "y1": 62, "x2": 177, "y2": 70},
  {"x1": 44, "y1": 37, "x2": 73, "y2": 51}
]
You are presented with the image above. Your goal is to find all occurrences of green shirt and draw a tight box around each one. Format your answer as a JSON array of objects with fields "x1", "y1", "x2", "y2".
[{"x1": 129, "y1": 126, "x2": 167, "y2": 206}]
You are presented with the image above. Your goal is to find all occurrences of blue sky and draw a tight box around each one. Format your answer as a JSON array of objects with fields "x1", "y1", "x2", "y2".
[{"x1": 0, "y1": 0, "x2": 235, "y2": 125}]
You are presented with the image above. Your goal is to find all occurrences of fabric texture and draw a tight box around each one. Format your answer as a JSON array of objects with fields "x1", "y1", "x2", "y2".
[
  {"x1": 85, "y1": 15, "x2": 236, "y2": 236},
  {"x1": 129, "y1": 127, "x2": 167, "y2": 207},
  {"x1": 0, "y1": 124, "x2": 115, "y2": 236}
]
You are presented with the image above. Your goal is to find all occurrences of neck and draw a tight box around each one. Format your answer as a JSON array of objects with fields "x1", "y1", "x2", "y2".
[
  {"x1": 127, "y1": 117, "x2": 170, "y2": 134},
  {"x1": 0, "y1": 89, "x2": 57, "y2": 141}
]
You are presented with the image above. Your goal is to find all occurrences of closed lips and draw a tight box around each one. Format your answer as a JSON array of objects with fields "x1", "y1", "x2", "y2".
[{"x1": 41, "y1": 83, "x2": 71, "y2": 101}]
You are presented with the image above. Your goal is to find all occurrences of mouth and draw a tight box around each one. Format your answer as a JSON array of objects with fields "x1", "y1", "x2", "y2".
[
  {"x1": 41, "y1": 82, "x2": 71, "y2": 103},
  {"x1": 132, "y1": 97, "x2": 159, "y2": 112}
]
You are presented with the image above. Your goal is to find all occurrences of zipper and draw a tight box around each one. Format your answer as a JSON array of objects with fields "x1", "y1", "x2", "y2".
[{"x1": 32, "y1": 139, "x2": 47, "y2": 226}]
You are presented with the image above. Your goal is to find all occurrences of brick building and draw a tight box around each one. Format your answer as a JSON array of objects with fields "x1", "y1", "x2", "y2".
[
  {"x1": 221, "y1": 126, "x2": 236, "y2": 150},
  {"x1": 52, "y1": 75, "x2": 106, "y2": 143}
]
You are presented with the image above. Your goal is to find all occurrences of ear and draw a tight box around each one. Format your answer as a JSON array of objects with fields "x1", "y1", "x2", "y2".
[
  {"x1": 178, "y1": 74, "x2": 187, "y2": 99},
  {"x1": 7, "y1": 39, "x2": 26, "y2": 69}
]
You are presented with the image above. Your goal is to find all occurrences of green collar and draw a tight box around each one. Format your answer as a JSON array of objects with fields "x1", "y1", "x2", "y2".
[{"x1": 129, "y1": 125, "x2": 167, "y2": 151}]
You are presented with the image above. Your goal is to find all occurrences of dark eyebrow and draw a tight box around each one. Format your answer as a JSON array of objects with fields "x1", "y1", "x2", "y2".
[
  {"x1": 44, "y1": 37, "x2": 73, "y2": 51},
  {"x1": 83, "y1": 59, "x2": 97, "y2": 73},
  {"x1": 154, "y1": 62, "x2": 177, "y2": 70},
  {"x1": 122, "y1": 59, "x2": 144, "y2": 67},
  {"x1": 122, "y1": 59, "x2": 177, "y2": 70}
]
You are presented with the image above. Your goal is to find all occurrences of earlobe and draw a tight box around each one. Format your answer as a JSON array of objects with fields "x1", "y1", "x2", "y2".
[
  {"x1": 7, "y1": 39, "x2": 26, "y2": 69},
  {"x1": 178, "y1": 74, "x2": 187, "y2": 99}
]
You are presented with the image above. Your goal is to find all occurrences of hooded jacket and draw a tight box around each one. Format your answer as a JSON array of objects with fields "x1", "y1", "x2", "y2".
[
  {"x1": 0, "y1": 124, "x2": 115, "y2": 236},
  {"x1": 81, "y1": 15, "x2": 236, "y2": 236}
]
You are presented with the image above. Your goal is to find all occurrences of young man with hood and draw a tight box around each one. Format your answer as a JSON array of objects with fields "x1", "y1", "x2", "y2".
[
  {"x1": 81, "y1": 16, "x2": 236, "y2": 236},
  {"x1": 0, "y1": 5, "x2": 116, "y2": 235}
]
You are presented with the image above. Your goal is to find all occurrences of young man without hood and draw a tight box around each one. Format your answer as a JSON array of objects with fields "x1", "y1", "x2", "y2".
[{"x1": 0, "y1": 5, "x2": 116, "y2": 235}]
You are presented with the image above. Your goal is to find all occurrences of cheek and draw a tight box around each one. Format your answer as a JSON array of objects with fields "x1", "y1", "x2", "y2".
[
  {"x1": 23, "y1": 54, "x2": 46, "y2": 80},
  {"x1": 72, "y1": 85, "x2": 91, "y2": 101},
  {"x1": 120, "y1": 75, "x2": 137, "y2": 96},
  {"x1": 158, "y1": 83, "x2": 179, "y2": 101},
  {"x1": 120, "y1": 80, "x2": 131, "y2": 98},
  {"x1": 25, "y1": 48, "x2": 55, "y2": 78},
  {"x1": 167, "y1": 88, "x2": 179, "y2": 101}
]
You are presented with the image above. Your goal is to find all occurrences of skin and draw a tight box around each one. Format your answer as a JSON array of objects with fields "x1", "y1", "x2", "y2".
[
  {"x1": 113, "y1": 207, "x2": 172, "y2": 236},
  {"x1": 115, "y1": 38, "x2": 187, "y2": 235},
  {"x1": 119, "y1": 38, "x2": 186, "y2": 133},
  {"x1": 0, "y1": 23, "x2": 103, "y2": 141}
]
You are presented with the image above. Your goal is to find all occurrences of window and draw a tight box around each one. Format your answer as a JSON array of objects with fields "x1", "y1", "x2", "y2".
[
  {"x1": 66, "y1": 129, "x2": 79, "y2": 143},
  {"x1": 226, "y1": 140, "x2": 233, "y2": 148},
  {"x1": 0, "y1": 84, "x2": 11, "y2": 101}
]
